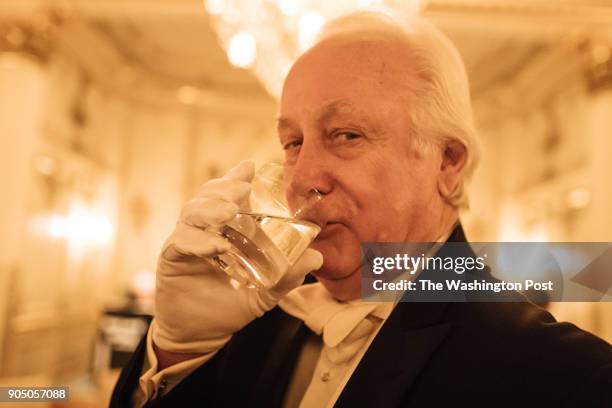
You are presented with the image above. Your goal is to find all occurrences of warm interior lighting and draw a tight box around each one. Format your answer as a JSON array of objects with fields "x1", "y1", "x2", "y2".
[
  {"x1": 278, "y1": 0, "x2": 303, "y2": 17},
  {"x1": 132, "y1": 270, "x2": 156, "y2": 298},
  {"x1": 358, "y1": 0, "x2": 376, "y2": 7},
  {"x1": 33, "y1": 208, "x2": 114, "y2": 247},
  {"x1": 34, "y1": 154, "x2": 57, "y2": 176},
  {"x1": 205, "y1": 0, "x2": 226, "y2": 15},
  {"x1": 497, "y1": 206, "x2": 551, "y2": 242},
  {"x1": 298, "y1": 10, "x2": 325, "y2": 51},
  {"x1": 565, "y1": 187, "x2": 591, "y2": 210},
  {"x1": 66, "y1": 207, "x2": 114, "y2": 245},
  {"x1": 227, "y1": 31, "x2": 257, "y2": 68},
  {"x1": 204, "y1": 0, "x2": 427, "y2": 97}
]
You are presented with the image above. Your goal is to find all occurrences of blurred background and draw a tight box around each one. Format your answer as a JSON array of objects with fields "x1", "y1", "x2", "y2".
[{"x1": 0, "y1": 0, "x2": 611, "y2": 406}]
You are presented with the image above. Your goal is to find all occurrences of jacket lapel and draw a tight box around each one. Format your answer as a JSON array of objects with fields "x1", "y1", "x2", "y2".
[
  {"x1": 335, "y1": 301, "x2": 452, "y2": 407},
  {"x1": 251, "y1": 308, "x2": 311, "y2": 407},
  {"x1": 335, "y1": 224, "x2": 468, "y2": 407}
]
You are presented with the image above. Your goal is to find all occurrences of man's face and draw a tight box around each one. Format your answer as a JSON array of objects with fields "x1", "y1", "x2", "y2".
[{"x1": 279, "y1": 35, "x2": 446, "y2": 300}]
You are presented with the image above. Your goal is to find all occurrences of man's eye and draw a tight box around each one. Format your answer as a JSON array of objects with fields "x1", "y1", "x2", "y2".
[
  {"x1": 332, "y1": 131, "x2": 362, "y2": 142},
  {"x1": 283, "y1": 139, "x2": 302, "y2": 150}
]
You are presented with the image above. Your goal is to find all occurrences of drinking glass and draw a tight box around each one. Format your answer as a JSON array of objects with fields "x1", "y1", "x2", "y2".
[{"x1": 211, "y1": 163, "x2": 322, "y2": 288}]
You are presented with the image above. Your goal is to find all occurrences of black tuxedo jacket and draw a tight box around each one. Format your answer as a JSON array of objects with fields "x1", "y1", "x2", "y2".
[{"x1": 111, "y1": 225, "x2": 612, "y2": 407}]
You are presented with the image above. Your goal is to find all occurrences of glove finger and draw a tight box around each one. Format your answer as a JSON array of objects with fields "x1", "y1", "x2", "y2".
[
  {"x1": 194, "y1": 179, "x2": 251, "y2": 205},
  {"x1": 223, "y1": 160, "x2": 255, "y2": 182},
  {"x1": 163, "y1": 223, "x2": 231, "y2": 262},
  {"x1": 181, "y1": 198, "x2": 239, "y2": 228},
  {"x1": 292, "y1": 248, "x2": 324, "y2": 274},
  {"x1": 272, "y1": 248, "x2": 323, "y2": 295}
]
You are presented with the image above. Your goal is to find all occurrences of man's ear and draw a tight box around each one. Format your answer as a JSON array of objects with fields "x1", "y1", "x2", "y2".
[{"x1": 437, "y1": 139, "x2": 468, "y2": 201}]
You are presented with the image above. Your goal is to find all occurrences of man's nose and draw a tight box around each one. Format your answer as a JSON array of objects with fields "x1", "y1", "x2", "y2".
[{"x1": 287, "y1": 137, "x2": 332, "y2": 198}]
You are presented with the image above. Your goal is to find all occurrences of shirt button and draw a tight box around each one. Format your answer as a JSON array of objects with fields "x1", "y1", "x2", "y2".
[
  {"x1": 159, "y1": 379, "x2": 168, "y2": 392},
  {"x1": 321, "y1": 371, "x2": 331, "y2": 382}
]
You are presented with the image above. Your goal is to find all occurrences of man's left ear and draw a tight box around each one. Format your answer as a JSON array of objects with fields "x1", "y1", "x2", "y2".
[{"x1": 437, "y1": 139, "x2": 468, "y2": 201}]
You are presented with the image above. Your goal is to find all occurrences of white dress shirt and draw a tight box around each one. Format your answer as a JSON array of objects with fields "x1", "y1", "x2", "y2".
[{"x1": 279, "y1": 283, "x2": 395, "y2": 407}]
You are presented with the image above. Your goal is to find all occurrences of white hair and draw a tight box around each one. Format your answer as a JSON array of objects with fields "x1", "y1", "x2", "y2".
[{"x1": 314, "y1": 11, "x2": 480, "y2": 209}]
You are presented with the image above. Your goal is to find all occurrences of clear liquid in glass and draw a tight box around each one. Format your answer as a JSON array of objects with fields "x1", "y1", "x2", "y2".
[{"x1": 212, "y1": 213, "x2": 321, "y2": 288}]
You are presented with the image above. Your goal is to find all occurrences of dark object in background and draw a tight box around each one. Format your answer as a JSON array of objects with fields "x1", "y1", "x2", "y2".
[{"x1": 92, "y1": 309, "x2": 152, "y2": 372}]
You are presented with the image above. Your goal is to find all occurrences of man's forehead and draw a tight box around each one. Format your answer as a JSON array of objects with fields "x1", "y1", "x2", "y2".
[
  {"x1": 295, "y1": 31, "x2": 410, "y2": 71},
  {"x1": 281, "y1": 36, "x2": 412, "y2": 102},
  {"x1": 276, "y1": 99, "x2": 365, "y2": 130}
]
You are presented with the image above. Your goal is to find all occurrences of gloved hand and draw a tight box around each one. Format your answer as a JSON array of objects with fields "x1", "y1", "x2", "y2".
[{"x1": 152, "y1": 161, "x2": 323, "y2": 354}]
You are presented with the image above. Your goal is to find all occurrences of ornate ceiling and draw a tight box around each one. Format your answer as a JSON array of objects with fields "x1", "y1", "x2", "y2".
[{"x1": 0, "y1": 0, "x2": 611, "y2": 109}]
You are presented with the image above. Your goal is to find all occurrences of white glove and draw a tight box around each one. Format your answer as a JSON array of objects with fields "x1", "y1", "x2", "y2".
[{"x1": 152, "y1": 161, "x2": 323, "y2": 354}]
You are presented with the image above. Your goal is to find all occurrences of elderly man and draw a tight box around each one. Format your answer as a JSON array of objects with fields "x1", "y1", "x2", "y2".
[{"x1": 112, "y1": 12, "x2": 611, "y2": 407}]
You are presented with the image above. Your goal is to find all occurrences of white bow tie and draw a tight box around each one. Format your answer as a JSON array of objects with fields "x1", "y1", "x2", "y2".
[{"x1": 279, "y1": 282, "x2": 392, "y2": 364}]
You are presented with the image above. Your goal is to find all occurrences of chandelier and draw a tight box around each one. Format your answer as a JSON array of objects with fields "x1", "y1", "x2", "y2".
[{"x1": 204, "y1": 0, "x2": 427, "y2": 98}]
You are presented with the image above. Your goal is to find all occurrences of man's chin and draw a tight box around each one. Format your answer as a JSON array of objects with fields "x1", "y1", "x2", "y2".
[{"x1": 312, "y1": 268, "x2": 361, "y2": 301}]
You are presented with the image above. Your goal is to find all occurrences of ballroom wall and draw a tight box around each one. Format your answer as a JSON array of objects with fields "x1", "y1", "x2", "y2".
[
  {"x1": 466, "y1": 77, "x2": 612, "y2": 341},
  {"x1": 0, "y1": 13, "x2": 279, "y2": 399}
]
